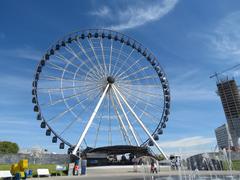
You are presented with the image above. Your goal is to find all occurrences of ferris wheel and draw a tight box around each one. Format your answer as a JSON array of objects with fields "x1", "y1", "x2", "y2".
[{"x1": 32, "y1": 29, "x2": 170, "y2": 158}]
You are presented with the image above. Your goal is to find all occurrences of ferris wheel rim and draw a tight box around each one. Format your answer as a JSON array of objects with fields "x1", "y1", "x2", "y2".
[{"x1": 32, "y1": 28, "x2": 170, "y2": 152}]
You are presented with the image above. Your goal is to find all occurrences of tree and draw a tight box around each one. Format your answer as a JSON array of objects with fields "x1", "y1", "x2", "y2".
[
  {"x1": 0, "y1": 141, "x2": 19, "y2": 154},
  {"x1": 157, "y1": 154, "x2": 165, "y2": 161}
]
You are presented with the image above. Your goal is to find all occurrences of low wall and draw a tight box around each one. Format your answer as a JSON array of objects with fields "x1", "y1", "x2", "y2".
[{"x1": 0, "y1": 153, "x2": 70, "y2": 164}]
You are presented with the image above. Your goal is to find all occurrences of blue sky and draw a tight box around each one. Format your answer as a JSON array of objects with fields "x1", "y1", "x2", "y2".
[{"x1": 1, "y1": 0, "x2": 240, "y2": 156}]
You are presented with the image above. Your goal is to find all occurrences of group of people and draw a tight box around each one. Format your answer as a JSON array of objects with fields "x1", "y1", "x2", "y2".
[{"x1": 150, "y1": 162, "x2": 158, "y2": 173}]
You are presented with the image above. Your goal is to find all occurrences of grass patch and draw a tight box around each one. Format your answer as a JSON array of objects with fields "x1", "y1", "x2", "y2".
[
  {"x1": 232, "y1": 160, "x2": 240, "y2": 171},
  {"x1": 0, "y1": 164, "x2": 67, "y2": 176},
  {"x1": 222, "y1": 160, "x2": 240, "y2": 171}
]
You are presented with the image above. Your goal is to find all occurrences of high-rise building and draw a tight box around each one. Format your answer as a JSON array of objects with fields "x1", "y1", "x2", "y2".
[
  {"x1": 217, "y1": 79, "x2": 240, "y2": 147},
  {"x1": 215, "y1": 124, "x2": 229, "y2": 149}
]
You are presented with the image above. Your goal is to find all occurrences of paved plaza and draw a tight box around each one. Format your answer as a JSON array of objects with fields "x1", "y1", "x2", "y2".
[
  {"x1": 30, "y1": 166, "x2": 240, "y2": 180},
  {"x1": 33, "y1": 172, "x2": 240, "y2": 180}
]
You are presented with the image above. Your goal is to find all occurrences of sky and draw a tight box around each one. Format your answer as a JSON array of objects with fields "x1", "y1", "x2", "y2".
[{"x1": 1, "y1": 0, "x2": 240, "y2": 157}]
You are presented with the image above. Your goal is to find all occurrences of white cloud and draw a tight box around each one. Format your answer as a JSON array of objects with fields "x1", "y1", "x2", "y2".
[
  {"x1": 0, "y1": 46, "x2": 41, "y2": 61},
  {"x1": 193, "y1": 11, "x2": 240, "y2": 65},
  {"x1": 92, "y1": 0, "x2": 178, "y2": 31},
  {"x1": 90, "y1": 6, "x2": 110, "y2": 17},
  {"x1": 0, "y1": 129, "x2": 36, "y2": 135},
  {"x1": 159, "y1": 136, "x2": 215, "y2": 148},
  {"x1": 159, "y1": 136, "x2": 216, "y2": 158},
  {"x1": 172, "y1": 88, "x2": 217, "y2": 101},
  {"x1": 0, "y1": 75, "x2": 31, "y2": 90},
  {"x1": 0, "y1": 74, "x2": 32, "y2": 106},
  {"x1": 0, "y1": 116, "x2": 35, "y2": 125},
  {"x1": 169, "y1": 68, "x2": 218, "y2": 101},
  {"x1": 212, "y1": 12, "x2": 240, "y2": 60}
]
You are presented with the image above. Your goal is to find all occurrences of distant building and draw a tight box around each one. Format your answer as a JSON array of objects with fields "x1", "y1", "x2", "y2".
[
  {"x1": 18, "y1": 147, "x2": 50, "y2": 154},
  {"x1": 217, "y1": 79, "x2": 240, "y2": 148},
  {"x1": 187, "y1": 151, "x2": 240, "y2": 170},
  {"x1": 215, "y1": 124, "x2": 229, "y2": 149},
  {"x1": 186, "y1": 152, "x2": 224, "y2": 170}
]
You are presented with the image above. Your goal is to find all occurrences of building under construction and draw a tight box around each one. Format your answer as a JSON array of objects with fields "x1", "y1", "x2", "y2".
[{"x1": 216, "y1": 78, "x2": 240, "y2": 149}]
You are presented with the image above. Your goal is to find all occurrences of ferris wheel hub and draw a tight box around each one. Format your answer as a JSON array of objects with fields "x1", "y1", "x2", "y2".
[{"x1": 107, "y1": 76, "x2": 115, "y2": 84}]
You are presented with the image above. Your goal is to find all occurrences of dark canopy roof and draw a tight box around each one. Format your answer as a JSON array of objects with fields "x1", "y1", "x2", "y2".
[{"x1": 82, "y1": 145, "x2": 155, "y2": 157}]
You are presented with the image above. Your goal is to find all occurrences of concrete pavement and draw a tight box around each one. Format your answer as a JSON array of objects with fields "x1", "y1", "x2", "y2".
[{"x1": 29, "y1": 165, "x2": 240, "y2": 179}]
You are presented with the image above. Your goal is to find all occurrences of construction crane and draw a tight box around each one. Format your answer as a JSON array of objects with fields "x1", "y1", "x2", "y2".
[{"x1": 210, "y1": 64, "x2": 240, "y2": 81}]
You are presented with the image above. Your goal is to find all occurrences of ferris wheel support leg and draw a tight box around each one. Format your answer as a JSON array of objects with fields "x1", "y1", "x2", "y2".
[
  {"x1": 72, "y1": 84, "x2": 110, "y2": 155},
  {"x1": 112, "y1": 87, "x2": 140, "y2": 146},
  {"x1": 112, "y1": 85, "x2": 168, "y2": 160},
  {"x1": 110, "y1": 94, "x2": 132, "y2": 145}
]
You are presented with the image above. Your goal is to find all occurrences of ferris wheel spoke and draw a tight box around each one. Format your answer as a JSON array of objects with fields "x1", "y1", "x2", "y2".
[
  {"x1": 112, "y1": 42, "x2": 124, "y2": 77},
  {"x1": 40, "y1": 84, "x2": 102, "y2": 107},
  {"x1": 65, "y1": 55, "x2": 99, "y2": 82},
  {"x1": 76, "y1": 71, "x2": 103, "y2": 84},
  {"x1": 75, "y1": 39, "x2": 104, "y2": 79},
  {"x1": 94, "y1": 93, "x2": 108, "y2": 148},
  {"x1": 52, "y1": 91, "x2": 99, "y2": 149},
  {"x1": 47, "y1": 94, "x2": 92, "y2": 123},
  {"x1": 64, "y1": 44, "x2": 86, "y2": 68},
  {"x1": 58, "y1": 89, "x2": 102, "y2": 137},
  {"x1": 140, "y1": 107, "x2": 161, "y2": 125},
  {"x1": 117, "y1": 75, "x2": 159, "y2": 84},
  {"x1": 61, "y1": 66, "x2": 76, "y2": 118},
  {"x1": 64, "y1": 44, "x2": 102, "y2": 81},
  {"x1": 94, "y1": 112, "x2": 102, "y2": 148},
  {"x1": 116, "y1": 56, "x2": 144, "y2": 79},
  {"x1": 71, "y1": 52, "x2": 102, "y2": 82},
  {"x1": 117, "y1": 83, "x2": 162, "y2": 88},
  {"x1": 113, "y1": 48, "x2": 135, "y2": 77},
  {"x1": 87, "y1": 38, "x2": 106, "y2": 77},
  {"x1": 118, "y1": 83, "x2": 164, "y2": 92},
  {"x1": 116, "y1": 85, "x2": 164, "y2": 103},
  {"x1": 73, "y1": 41, "x2": 102, "y2": 79},
  {"x1": 117, "y1": 84, "x2": 163, "y2": 99},
  {"x1": 122, "y1": 84, "x2": 163, "y2": 88},
  {"x1": 54, "y1": 51, "x2": 79, "y2": 69},
  {"x1": 73, "y1": 65, "x2": 84, "y2": 103},
  {"x1": 107, "y1": 92, "x2": 111, "y2": 146},
  {"x1": 64, "y1": 44, "x2": 81, "y2": 60},
  {"x1": 109, "y1": 39, "x2": 113, "y2": 75},
  {"x1": 117, "y1": 85, "x2": 163, "y2": 108},
  {"x1": 40, "y1": 75, "x2": 96, "y2": 84},
  {"x1": 117, "y1": 95, "x2": 148, "y2": 118},
  {"x1": 38, "y1": 83, "x2": 100, "y2": 93},
  {"x1": 111, "y1": 86, "x2": 140, "y2": 146},
  {"x1": 117, "y1": 66, "x2": 151, "y2": 81},
  {"x1": 110, "y1": 91, "x2": 131, "y2": 145},
  {"x1": 112, "y1": 84, "x2": 167, "y2": 159},
  {"x1": 117, "y1": 85, "x2": 163, "y2": 100},
  {"x1": 72, "y1": 84, "x2": 110, "y2": 155},
  {"x1": 116, "y1": 88, "x2": 160, "y2": 134},
  {"x1": 47, "y1": 61, "x2": 76, "y2": 76},
  {"x1": 100, "y1": 37, "x2": 107, "y2": 76},
  {"x1": 76, "y1": 62, "x2": 97, "y2": 80},
  {"x1": 46, "y1": 60, "x2": 97, "y2": 83},
  {"x1": 118, "y1": 91, "x2": 161, "y2": 125}
]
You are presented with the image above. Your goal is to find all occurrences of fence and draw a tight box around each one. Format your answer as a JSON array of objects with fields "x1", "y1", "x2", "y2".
[{"x1": 0, "y1": 153, "x2": 70, "y2": 164}]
